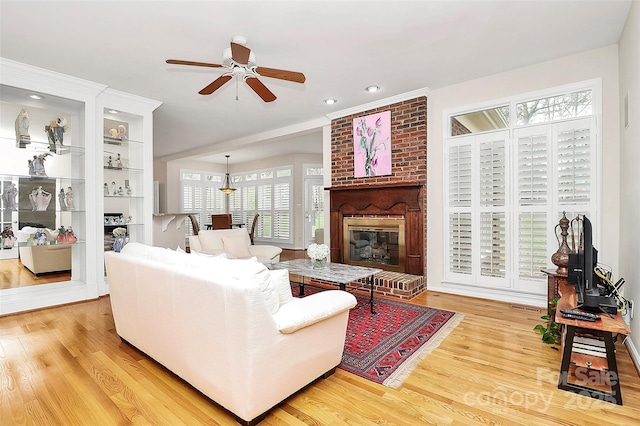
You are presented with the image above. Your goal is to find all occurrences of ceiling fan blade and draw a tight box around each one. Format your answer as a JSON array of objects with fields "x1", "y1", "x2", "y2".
[
  {"x1": 199, "y1": 75, "x2": 232, "y2": 95},
  {"x1": 254, "y1": 66, "x2": 306, "y2": 83},
  {"x1": 166, "y1": 59, "x2": 224, "y2": 68},
  {"x1": 245, "y1": 77, "x2": 276, "y2": 102},
  {"x1": 230, "y1": 42, "x2": 251, "y2": 65}
]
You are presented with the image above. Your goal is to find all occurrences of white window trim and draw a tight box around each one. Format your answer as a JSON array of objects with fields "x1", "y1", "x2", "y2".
[
  {"x1": 442, "y1": 79, "x2": 602, "y2": 301},
  {"x1": 179, "y1": 168, "x2": 226, "y2": 232},
  {"x1": 233, "y1": 164, "x2": 294, "y2": 245}
]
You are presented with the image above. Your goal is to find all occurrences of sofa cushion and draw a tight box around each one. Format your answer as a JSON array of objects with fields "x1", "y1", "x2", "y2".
[
  {"x1": 197, "y1": 230, "x2": 225, "y2": 251},
  {"x1": 226, "y1": 260, "x2": 279, "y2": 314},
  {"x1": 270, "y1": 269, "x2": 293, "y2": 307},
  {"x1": 222, "y1": 236, "x2": 252, "y2": 259}
]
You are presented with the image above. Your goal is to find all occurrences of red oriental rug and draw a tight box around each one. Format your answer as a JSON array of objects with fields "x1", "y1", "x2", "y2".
[{"x1": 291, "y1": 286, "x2": 464, "y2": 388}]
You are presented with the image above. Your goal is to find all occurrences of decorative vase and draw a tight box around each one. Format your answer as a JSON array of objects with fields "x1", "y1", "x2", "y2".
[
  {"x1": 551, "y1": 212, "x2": 573, "y2": 274},
  {"x1": 312, "y1": 258, "x2": 326, "y2": 269},
  {"x1": 113, "y1": 235, "x2": 128, "y2": 253}
]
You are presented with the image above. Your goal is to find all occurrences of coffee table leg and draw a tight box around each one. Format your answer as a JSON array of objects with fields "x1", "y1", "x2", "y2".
[
  {"x1": 368, "y1": 275, "x2": 376, "y2": 314},
  {"x1": 299, "y1": 283, "x2": 305, "y2": 296}
]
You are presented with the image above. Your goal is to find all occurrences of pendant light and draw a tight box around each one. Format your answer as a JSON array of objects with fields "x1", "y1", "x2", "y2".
[{"x1": 219, "y1": 154, "x2": 236, "y2": 194}]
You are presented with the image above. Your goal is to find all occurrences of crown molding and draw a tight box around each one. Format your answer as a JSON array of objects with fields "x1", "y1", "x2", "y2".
[
  {"x1": 0, "y1": 57, "x2": 106, "y2": 99},
  {"x1": 326, "y1": 87, "x2": 430, "y2": 121}
]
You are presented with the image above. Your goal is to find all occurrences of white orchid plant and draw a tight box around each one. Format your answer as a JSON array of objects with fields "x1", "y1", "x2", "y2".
[{"x1": 307, "y1": 243, "x2": 330, "y2": 261}]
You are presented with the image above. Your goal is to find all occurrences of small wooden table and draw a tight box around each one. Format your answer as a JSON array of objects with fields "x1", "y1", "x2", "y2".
[
  {"x1": 555, "y1": 280, "x2": 630, "y2": 405},
  {"x1": 541, "y1": 268, "x2": 566, "y2": 316},
  {"x1": 270, "y1": 259, "x2": 381, "y2": 314}
]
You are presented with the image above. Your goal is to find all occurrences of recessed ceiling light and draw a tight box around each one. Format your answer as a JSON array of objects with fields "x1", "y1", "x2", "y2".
[
  {"x1": 324, "y1": 98, "x2": 337, "y2": 105},
  {"x1": 108, "y1": 109, "x2": 119, "y2": 114},
  {"x1": 29, "y1": 94, "x2": 44, "y2": 100},
  {"x1": 365, "y1": 85, "x2": 380, "y2": 93}
]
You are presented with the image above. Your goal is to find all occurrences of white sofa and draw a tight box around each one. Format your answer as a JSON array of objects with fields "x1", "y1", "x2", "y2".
[
  {"x1": 17, "y1": 226, "x2": 71, "y2": 275},
  {"x1": 104, "y1": 243, "x2": 357, "y2": 425},
  {"x1": 189, "y1": 228, "x2": 282, "y2": 264}
]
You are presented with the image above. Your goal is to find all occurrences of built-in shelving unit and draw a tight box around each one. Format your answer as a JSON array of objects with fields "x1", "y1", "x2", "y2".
[
  {"x1": 0, "y1": 58, "x2": 161, "y2": 315},
  {"x1": 97, "y1": 90, "x2": 161, "y2": 292}
]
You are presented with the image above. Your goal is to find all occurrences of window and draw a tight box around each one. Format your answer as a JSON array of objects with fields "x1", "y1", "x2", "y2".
[
  {"x1": 444, "y1": 82, "x2": 599, "y2": 295},
  {"x1": 234, "y1": 166, "x2": 293, "y2": 244},
  {"x1": 180, "y1": 170, "x2": 225, "y2": 236}
]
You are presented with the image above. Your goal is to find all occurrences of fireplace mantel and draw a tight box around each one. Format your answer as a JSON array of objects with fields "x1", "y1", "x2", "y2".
[{"x1": 329, "y1": 183, "x2": 424, "y2": 275}]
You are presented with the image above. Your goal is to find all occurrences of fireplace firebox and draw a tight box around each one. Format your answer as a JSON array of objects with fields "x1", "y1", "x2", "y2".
[{"x1": 343, "y1": 218, "x2": 405, "y2": 272}]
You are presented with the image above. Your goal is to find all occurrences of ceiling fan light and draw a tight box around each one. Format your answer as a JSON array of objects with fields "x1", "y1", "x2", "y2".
[{"x1": 324, "y1": 98, "x2": 337, "y2": 105}]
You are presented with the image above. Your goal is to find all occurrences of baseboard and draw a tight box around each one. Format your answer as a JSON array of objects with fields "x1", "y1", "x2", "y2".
[
  {"x1": 625, "y1": 336, "x2": 640, "y2": 376},
  {"x1": 431, "y1": 281, "x2": 547, "y2": 308}
]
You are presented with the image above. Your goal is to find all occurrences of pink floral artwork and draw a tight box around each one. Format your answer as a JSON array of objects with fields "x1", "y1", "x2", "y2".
[{"x1": 353, "y1": 111, "x2": 391, "y2": 178}]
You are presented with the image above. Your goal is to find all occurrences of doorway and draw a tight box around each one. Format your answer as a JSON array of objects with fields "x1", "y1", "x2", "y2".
[{"x1": 303, "y1": 177, "x2": 324, "y2": 248}]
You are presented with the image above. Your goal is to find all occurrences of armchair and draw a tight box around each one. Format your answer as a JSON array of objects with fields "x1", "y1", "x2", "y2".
[{"x1": 17, "y1": 226, "x2": 71, "y2": 275}]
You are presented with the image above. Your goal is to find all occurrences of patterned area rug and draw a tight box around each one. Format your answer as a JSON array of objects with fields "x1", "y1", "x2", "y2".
[{"x1": 291, "y1": 285, "x2": 464, "y2": 388}]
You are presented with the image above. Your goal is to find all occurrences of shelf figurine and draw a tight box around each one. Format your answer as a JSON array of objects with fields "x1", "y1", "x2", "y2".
[
  {"x1": 15, "y1": 107, "x2": 31, "y2": 148},
  {"x1": 115, "y1": 153, "x2": 123, "y2": 168},
  {"x1": 28, "y1": 153, "x2": 51, "y2": 176},
  {"x1": 110, "y1": 181, "x2": 117, "y2": 196},
  {"x1": 65, "y1": 186, "x2": 75, "y2": 210},
  {"x1": 126, "y1": 185, "x2": 132, "y2": 196},
  {"x1": 117, "y1": 186, "x2": 124, "y2": 196},
  {"x1": 29, "y1": 186, "x2": 52, "y2": 211},
  {"x1": 117, "y1": 124, "x2": 127, "y2": 140},
  {"x1": 104, "y1": 183, "x2": 109, "y2": 196},
  {"x1": 2, "y1": 183, "x2": 18, "y2": 211},
  {"x1": 1, "y1": 226, "x2": 16, "y2": 248},
  {"x1": 107, "y1": 156, "x2": 113, "y2": 168},
  {"x1": 44, "y1": 117, "x2": 68, "y2": 153},
  {"x1": 58, "y1": 189, "x2": 67, "y2": 211},
  {"x1": 109, "y1": 128, "x2": 118, "y2": 138}
]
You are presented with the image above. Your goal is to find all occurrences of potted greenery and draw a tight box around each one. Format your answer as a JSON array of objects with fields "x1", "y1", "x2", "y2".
[{"x1": 534, "y1": 295, "x2": 561, "y2": 347}]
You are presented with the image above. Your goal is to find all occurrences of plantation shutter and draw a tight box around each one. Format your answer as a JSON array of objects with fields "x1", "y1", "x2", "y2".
[
  {"x1": 478, "y1": 135, "x2": 507, "y2": 280},
  {"x1": 182, "y1": 184, "x2": 194, "y2": 211},
  {"x1": 449, "y1": 212, "x2": 472, "y2": 274},
  {"x1": 515, "y1": 126, "x2": 549, "y2": 280},
  {"x1": 556, "y1": 118, "x2": 593, "y2": 205},
  {"x1": 447, "y1": 140, "x2": 473, "y2": 278},
  {"x1": 444, "y1": 84, "x2": 599, "y2": 299},
  {"x1": 273, "y1": 182, "x2": 290, "y2": 240}
]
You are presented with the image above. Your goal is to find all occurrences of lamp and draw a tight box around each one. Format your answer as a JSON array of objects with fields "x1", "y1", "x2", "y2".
[{"x1": 219, "y1": 154, "x2": 236, "y2": 194}]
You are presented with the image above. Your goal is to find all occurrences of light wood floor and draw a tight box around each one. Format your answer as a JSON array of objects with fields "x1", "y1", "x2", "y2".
[
  {"x1": 0, "y1": 258, "x2": 71, "y2": 290},
  {"x1": 1, "y1": 258, "x2": 640, "y2": 425}
]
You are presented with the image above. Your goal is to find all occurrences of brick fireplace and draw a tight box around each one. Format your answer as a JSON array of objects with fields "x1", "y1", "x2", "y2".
[
  {"x1": 329, "y1": 184, "x2": 424, "y2": 275},
  {"x1": 329, "y1": 96, "x2": 427, "y2": 278}
]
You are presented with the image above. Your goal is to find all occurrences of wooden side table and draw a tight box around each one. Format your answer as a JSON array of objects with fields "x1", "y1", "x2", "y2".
[
  {"x1": 555, "y1": 280, "x2": 630, "y2": 405},
  {"x1": 541, "y1": 268, "x2": 567, "y2": 315}
]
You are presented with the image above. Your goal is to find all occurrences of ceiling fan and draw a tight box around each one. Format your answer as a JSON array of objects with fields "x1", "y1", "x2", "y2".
[{"x1": 166, "y1": 35, "x2": 306, "y2": 103}]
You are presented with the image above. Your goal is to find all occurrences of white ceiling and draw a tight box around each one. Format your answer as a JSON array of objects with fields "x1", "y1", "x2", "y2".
[{"x1": 0, "y1": 1, "x2": 631, "y2": 165}]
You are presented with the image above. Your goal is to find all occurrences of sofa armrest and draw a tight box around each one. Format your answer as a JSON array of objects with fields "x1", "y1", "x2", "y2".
[
  {"x1": 272, "y1": 290, "x2": 357, "y2": 334},
  {"x1": 248, "y1": 244, "x2": 282, "y2": 260}
]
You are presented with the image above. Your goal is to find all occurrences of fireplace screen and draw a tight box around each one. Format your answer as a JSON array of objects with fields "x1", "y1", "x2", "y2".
[{"x1": 343, "y1": 218, "x2": 405, "y2": 272}]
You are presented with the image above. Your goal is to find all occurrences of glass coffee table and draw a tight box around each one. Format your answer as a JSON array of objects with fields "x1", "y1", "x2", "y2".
[{"x1": 269, "y1": 259, "x2": 381, "y2": 314}]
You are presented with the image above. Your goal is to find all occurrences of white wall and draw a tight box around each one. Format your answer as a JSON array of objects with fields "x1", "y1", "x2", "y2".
[
  {"x1": 618, "y1": 1, "x2": 640, "y2": 358},
  {"x1": 427, "y1": 45, "x2": 621, "y2": 303}
]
